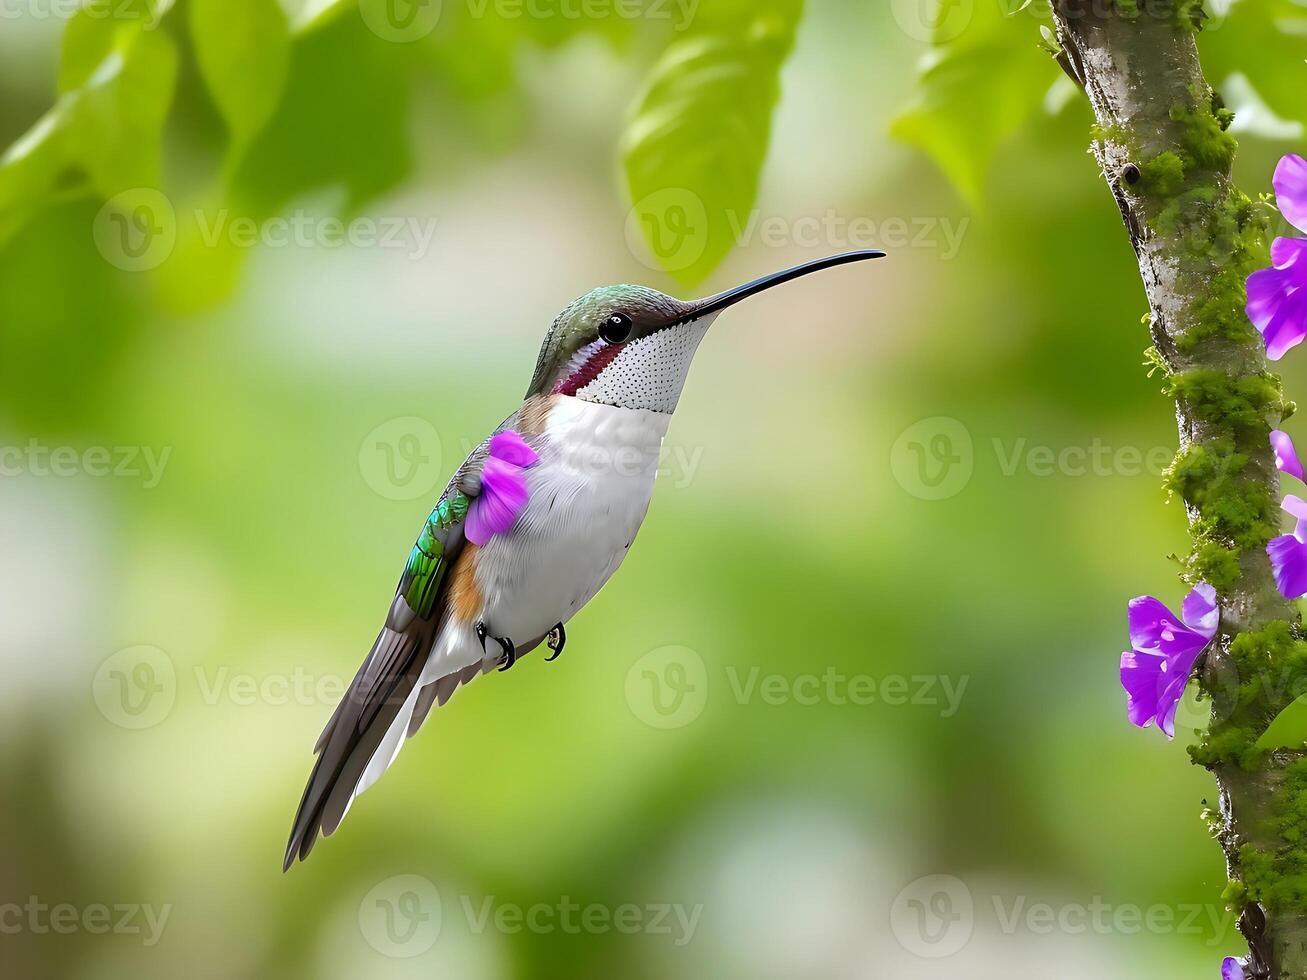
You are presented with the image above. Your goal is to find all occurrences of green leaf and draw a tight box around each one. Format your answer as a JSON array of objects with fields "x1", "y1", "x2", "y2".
[
  {"x1": 1256, "y1": 694, "x2": 1307, "y2": 750},
  {"x1": 1203, "y1": 0, "x2": 1307, "y2": 138},
  {"x1": 622, "y1": 0, "x2": 804, "y2": 286},
  {"x1": 890, "y1": 8, "x2": 1057, "y2": 208},
  {"x1": 58, "y1": 0, "x2": 174, "y2": 92},
  {"x1": 289, "y1": 0, "x2": 357, "y2": 34},
  {"x1": 190, "y1": 0, "x2": 291, "y2": 157},
  {"x1": 0, "y1": 110, "x2": 74, "y2": 247},
  {"x1": 63, "y1": 27, "x2": 180, "y2": 197},
  {"x1": 232, "y1": 13, "x2": 412, "y2": 213}
]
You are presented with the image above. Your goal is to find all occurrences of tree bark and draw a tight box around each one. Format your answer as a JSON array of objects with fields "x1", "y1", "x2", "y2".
[{"x1": 1049, "y1": 2, "x2": 1307, "y2": 976}]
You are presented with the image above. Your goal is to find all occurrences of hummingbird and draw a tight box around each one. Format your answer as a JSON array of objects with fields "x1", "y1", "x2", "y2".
[{"x1": 283, "y1": 249, "x2": 885, "y2": 869}]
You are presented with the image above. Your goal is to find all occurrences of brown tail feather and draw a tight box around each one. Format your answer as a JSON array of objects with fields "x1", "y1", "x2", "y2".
[{"x1": 282, "y1": 614, "x2": 437, "y2": 872}]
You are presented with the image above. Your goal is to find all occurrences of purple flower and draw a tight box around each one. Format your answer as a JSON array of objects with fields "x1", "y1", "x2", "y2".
[
  {"x1": 1248, "y1": 154, "x2": 1307, "y2": 360},
  {"x1": 1119, "y1": 583, "x2": 1219, "y2": 738},
  {"x1": 1273, "y1": 429, "x2": 1304, "y2": 481},
  {"x1": 1222, "y1": 957, "x2": 1246, "y2": 980},
  {"x1": 465, "y1": 430, "x2": 539, "y2": 546},
  {"x1": 1268, "y1": 494, "x2": 1307, "y2": 599}
]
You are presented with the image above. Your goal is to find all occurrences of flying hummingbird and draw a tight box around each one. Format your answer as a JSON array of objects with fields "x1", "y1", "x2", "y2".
[{"x1": 283, "y1": 249, "x2": 885, "y2": 869}]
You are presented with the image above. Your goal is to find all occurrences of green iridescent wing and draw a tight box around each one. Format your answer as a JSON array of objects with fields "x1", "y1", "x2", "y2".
[
  {"x1": 284, "y1": 447, "x2": 487, "y2": 870},
  {"x1": 397, "y1": 490, "x2": 469, "y2": 619}
]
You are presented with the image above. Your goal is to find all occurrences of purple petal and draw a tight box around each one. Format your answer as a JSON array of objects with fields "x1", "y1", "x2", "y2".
[
  {"x1": 1247, "y1": 263, "x2": 1297, "y2": 333},
  {"x1": 1261, "y1": 279, "x2": 1307, "y2": 361},
  {"x1": 1128, "y1": 595, "x2": 1180, "y2": 653},
  {"x1": 489, "y1": 430, "x2": 539, "y2": 468},
  {"x1": 1271, "y1": 236, "x2": 1307, "y2": 270},
  {"x1": 1128, "y1": 593, "x2": 1210, "y2": 660},
  {"x1": 1273, "y1": 430, "x2": 1305, "y2": 482},
  {"x1": 465, "y1": 456, "x2": 531, "y2": 545},
  {"x1": 1284, "y1": 493, "x2": 1307, "y2": 524},
  {"x1": 1269, "y1": 532, "x2": 1307, "y2": 599},
  {"x1": 1182, "y1": 582, "x2": 1219, "y2": 639},
  {"x1": 1121, "y1": 649, "x2": 1166, "y2": 729},
  {"x1": 1275, "y1": 154, "x2": 1307, "y2": 234},
  {"x1": 1156, "y1": 647, "x2": 1202, "y2": 739},
  {"x1": 1222, "y1": 957, "x2": 1246, "y2": 980}
]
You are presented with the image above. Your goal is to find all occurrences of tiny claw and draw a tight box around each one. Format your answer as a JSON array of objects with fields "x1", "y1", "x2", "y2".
[
  {"x1": 496, "y1": 638, "x2": 517, "y2": 672},
  {"x1": 545, "y1": 622, "x2": 566, "y2": 662},
  {"x1": 476, "y1": 621, "x2": 517, "y2": 671}
]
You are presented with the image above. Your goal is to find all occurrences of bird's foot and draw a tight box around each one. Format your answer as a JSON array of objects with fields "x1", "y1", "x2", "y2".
[
  {"x1": 545, "y1": 622, "x2": 566, "y2": 662},
  {"x1": 476, "y1": 621, "x2": 518, "y2": 672}
]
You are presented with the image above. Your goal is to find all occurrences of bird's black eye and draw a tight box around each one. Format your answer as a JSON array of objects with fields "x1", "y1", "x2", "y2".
[{"x1": 599, "y1": 312, "x2": 633, "y2": 344}]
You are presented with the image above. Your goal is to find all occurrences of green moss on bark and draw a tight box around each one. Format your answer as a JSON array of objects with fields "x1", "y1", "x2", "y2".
[
  {"x1": 1192, "y1": 623, "x2": 1306, "y2": 768},
  {"x1": 1239, "y1": 761, "x2": 1307, "y2": 912},
  {"x1": 1120, "y1": 87, "x2": 1283, "y2": 603}
]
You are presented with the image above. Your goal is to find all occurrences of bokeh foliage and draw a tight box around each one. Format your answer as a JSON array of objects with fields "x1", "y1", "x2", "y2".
[{"x1": 1, "y1": 1, "x2": 1306, "y2": 978}]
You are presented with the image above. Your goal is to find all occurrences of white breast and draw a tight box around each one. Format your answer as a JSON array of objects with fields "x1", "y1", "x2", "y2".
[
  {"x1": 348, "y1": 398, "x2": 670, "y2": 807},
  {"x1": 473, "y1": 397, "x2": 670, "y2": 644}
]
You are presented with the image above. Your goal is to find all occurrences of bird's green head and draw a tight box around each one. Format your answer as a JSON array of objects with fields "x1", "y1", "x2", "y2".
[{"x1": 524, "y1": 250, "x2": 885, "y2": 414}]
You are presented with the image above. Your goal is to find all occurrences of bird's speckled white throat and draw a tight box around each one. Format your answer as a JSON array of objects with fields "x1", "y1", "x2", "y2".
[{"x1": 577, "y1": 313, "x2": 717, "y2": 414}]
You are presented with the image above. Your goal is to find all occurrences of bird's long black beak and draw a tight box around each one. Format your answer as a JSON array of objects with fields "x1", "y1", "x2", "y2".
[{"x1": 684, "y1": 249, "x2": 886, "y2": 321}]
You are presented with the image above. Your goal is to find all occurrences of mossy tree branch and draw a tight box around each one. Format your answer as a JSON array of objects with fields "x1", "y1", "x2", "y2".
[{"x1": 1049, "y1": 2, "x2": 1307, "y2": 976}]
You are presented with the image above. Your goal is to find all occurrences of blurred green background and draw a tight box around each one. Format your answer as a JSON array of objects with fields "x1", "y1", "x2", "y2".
[{"x1": 2, "y1": 0, "x2": 1306, "y2": 977}]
